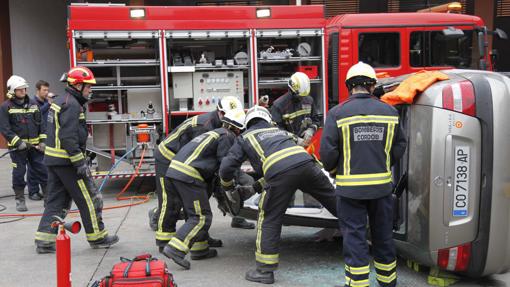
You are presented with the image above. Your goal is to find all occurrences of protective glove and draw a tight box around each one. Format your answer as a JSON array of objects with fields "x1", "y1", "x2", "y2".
[
  {"x1": 220, "y1": 179, "x2": 235, "y2": 192},
  {"x1": 76, "y1": 163, "x2": 91, "y2": 178},
  {"x1": 37, "y1": 142, "x2": 46, "y2": 153},
  {"x1": 236, "y1": 185, "x2": 256, "y2": 201},
  {"x1": 252, "y1": 179, "x2": 265, "y2": 194},
  {"x1": 17, "y1": 141, "x2": 28, "y2": 151},
  {"x1": 296, "y1": 137, "x2": 306, "y2": 147},
  {"x1": 301, "y1": 127, "x2": 315, "y2": 147},
  {"x1": 214, "y1": 191, "x2": 229, "y2": 216}
]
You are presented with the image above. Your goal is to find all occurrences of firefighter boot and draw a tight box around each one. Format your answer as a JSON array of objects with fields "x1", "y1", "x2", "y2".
[
  {"x1": 162, "y1": 245, "x2": 190, "y2": 270},
  {"x1": 190, "y1": 248, "x2": 218, "y2": 260},
  {"x1": 148, "y1": 207, "x2": 158, "y2": 231},
  {"x1": 89, "y1": 235, "x2": 120, "y2": 249},
  {"x1": 14, "y1": 188, "x2": 27, "y2": 212},
  {"x1": 207, "y1": 236, "x2": 223, "y2": 247},
  {"x1": 36, "y1": 242, "x2": 56, "y2": 254},
  {"x1": 245, "y1": 268, "x2": 275, "y2": 284},
  {"x1": 231, "y1": 216, "x2": 255, "y2": 229}
]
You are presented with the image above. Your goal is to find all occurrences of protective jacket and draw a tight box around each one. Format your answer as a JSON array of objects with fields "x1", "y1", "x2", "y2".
[
  {"x1": 320, "y1": 93, "x2": 406, "y2": 199},
  {"x1": 166, "y1": 127, "x2": 236, "y2": 183},
  {"x1": 219, "y1": 120, "x2": 312, "y2": 185},
  {"x1": 0, "y1": 96, "x2": 45, "y2": 149},
  {"x1": 44, "y1": 87, "x2": 88, "y2": 167},
  {"x1": 270, "y1": 92, "x2": 320, "y2": 135},
  {"x1": 155, "y1": 111, "x2": 222, "y2": 164}
]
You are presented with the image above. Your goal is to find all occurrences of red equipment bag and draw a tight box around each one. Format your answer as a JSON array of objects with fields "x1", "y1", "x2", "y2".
[{"x1": 98, "y1": 253, "x2": 177, "y2": 287}]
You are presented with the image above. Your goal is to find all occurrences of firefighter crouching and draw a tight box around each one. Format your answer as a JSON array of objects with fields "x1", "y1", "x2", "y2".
[
  {"x1": 219, "y1": 106, "x2": 337, "y2": 284},
  {"x1": 320, "y1": 62, "x2": 407, "y2": 287},
  {"x1": 0, "y1": 75, "x2": 47, "y2": 212},
  {"x1": 270, "y1": 72, "x2": 320, "y2": 147},
  {"x1": 161, "y1": 109, "x2": 246, "y2": 269},
  {"x1": 34, "y1": 67, "x2": 119, "y2": 254},
  {"x1": 152, "y1": 96, "x2": 250, "y2": 251}
]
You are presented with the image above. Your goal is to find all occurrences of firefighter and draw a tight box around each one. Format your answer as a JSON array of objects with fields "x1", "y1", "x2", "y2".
[
  {"x1": 161, "y1": 109, "x2": 246, "y2": 270},
  {"x1": 0, "y1": 75, "x2": 46, "y2": 211},
  {"x1": 152, "y1": 96, "x2": 254, "y2": 250},
  {"x1": 270, "y1": 72, "x2": 320, "y2": 147},
  {"x1": 219, "y1": 106, "x2": 337, "y2": 284},
  {"x1": 319, "y1": 62, "x2": 407, "y2": 287},
  {"x1": 34, "y1": 67, "x2": 119, "y2": 254},
  {"x1": 28, "y1": 80, "x2": 51, "y2": 200}
]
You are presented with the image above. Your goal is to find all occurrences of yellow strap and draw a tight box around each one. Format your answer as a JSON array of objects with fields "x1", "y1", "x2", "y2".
[
  {"x1": 169, "y1": 237, "x2": 189, "y2": 253},
  {"x1": 345, "y1": 277, "x2": 369, "y2": 287},
  {"x1": 384, "y1": 123, "x2": 396, "y2": 172},
  {"x1": 8, "y1": 136, "x2": 20, "y2": 146},
  {"x1": 342, "y1": 126, "x2": 350, "y2": 175},
  {"x1": 255, "y1": 251, "x2": 279, "y2": 265},
  {"x1": 336, "y1": 172, "x2": 392, "y2": 187},
  {"x1": 220, "y1": 178, "x2": 234, "y2": 188},
  {"x1": 190, "y1": 241, "x2": 209, "y2": 251},
  {"x1": 169, "y1": 160, "x2": 204, "y2": 182},
  {"x1": 45, "y1": 146, "x2": 72, "y2": 158},
  {"x1": 282, "y1": 108, "x2": 311, "y2": 121},
  {"x1": 39, "y1": 134, "x2": 47, "y2": 139},
  {"x1": 77, "y1": 179, "x2": 101, "y2": 235},
  {"x1": 374, "y1": 260, "x2": 397, "y2": 271},
  {"x1": 50, "y1": 103, "x2": 61, "y2": 112},
  {"x1": 262, "y1": 146, "x2": 307, "y2": 174},
  {"x1": 346, "y1": 265, "x2": 370, "y2": 275},
  {"x1": 337, "y1": 115, "x2": 399, "y2": 127},
  {"x1": 70, "y1": 153, "x2": 85, "y2": 163},
  {"x1": 184, "y1": 131, "x2": 219, "y2": 165},
  {"x1": 376, "y1": 272, "x2": 397, "y2": 283},
  {"x1": 184, "y1": 200, "x2": 206, "y2": 247},
  {"x1": 35, "y1": 232, "x2": 57, "y2": 242},
  {"x1": 256, "y1": 191, "x2": 267, "y2": 255},
  {"x1": 155, "y1": 232, "x2": 176, "y2": 241},
  {"x1": 86, "y1": 230, "x2": 108, "y2": 241},
  {"x1": 157, "y1": 177, "x2": 168, "y2": 235},
  {"x1": 79, "y1": 113, "x2": 85, "y2": 120},
  {"x1": 158, "y1": 144, "x2": 175, "y2": 161}
]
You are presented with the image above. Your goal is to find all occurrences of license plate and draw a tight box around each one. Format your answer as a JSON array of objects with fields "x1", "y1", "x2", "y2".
[{"x1": 453, "y1": 146, "x2": 470, "y2": 217}]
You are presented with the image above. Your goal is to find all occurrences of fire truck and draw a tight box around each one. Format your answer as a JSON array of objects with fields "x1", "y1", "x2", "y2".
[{"x1": 66, "y1": 3, "x2": 498, "y2": 179}]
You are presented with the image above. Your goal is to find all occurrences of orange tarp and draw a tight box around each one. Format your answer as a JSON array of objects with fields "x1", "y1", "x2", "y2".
[{"x1": 380, "y1": 70, "x2": 449, "y2": 106}]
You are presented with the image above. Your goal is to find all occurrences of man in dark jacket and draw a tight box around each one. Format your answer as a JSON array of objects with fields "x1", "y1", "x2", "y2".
[
  {"x1": 28, "y1": 80, "x2": 51, "y2": 200},
  {"x1": 0, "y1": 75, "x2": 46, "y2": 211},
  {"x1": 320, "y1": 62, "x2": 407, "y2": 287},
  {"x1": 270, "y1": 72, "x2": 320, "y2": 147},
  {"x1": 161, "y1": 109, "x2": 246, "y2": 270},
  {"x1": 220, "y1": 106, "x2": 337, "y2": 284},
  {"x1": 34, "y1": 67, "x2": 119, "y2": 254}
]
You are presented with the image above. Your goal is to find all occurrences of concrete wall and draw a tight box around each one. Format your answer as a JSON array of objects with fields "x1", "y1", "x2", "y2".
[{"x1": 9, "y1": 0, "x2": 69, "y2": 96}]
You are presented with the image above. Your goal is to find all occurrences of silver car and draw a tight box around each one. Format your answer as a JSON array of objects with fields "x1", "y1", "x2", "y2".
[{"x1": 238, "y1": 70, "x2": 510, "y2": 277}]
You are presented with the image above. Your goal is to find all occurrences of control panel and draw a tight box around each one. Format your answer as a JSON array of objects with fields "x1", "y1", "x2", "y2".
[{"x1": 192, "y1": 71, "x2": 243, "y2": 112}]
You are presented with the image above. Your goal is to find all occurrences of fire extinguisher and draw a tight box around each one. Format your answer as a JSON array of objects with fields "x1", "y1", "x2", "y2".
[{"x1": 51, "y1": 216, "x2": 82, "y2": 287}]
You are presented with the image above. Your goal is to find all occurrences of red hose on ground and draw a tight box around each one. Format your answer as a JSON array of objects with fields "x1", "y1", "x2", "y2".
[{"x1": 0, "y1": 146, "x2": 151, "y2": 218}]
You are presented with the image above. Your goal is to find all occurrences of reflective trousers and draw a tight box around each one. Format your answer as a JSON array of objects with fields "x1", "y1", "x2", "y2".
[
  {"x1": 35, "y1": 166, "x2": 107, "y2": 244},
  {"x1": 338, "y1": 194, "x2": 397, "y2": 287}
]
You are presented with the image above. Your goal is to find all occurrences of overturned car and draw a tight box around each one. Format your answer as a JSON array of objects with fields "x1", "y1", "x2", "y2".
[{"x1": 232, "y1": 70, "x2": 510, "y2": 278}]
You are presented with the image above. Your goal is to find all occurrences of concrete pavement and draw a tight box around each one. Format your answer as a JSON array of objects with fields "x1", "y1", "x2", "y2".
[{"x1": 0, "y1": 154, "x2": 509, "y2": 287}]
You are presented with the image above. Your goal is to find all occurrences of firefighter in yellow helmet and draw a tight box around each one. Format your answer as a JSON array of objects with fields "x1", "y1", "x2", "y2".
[
  {"x1": 270, "y1": 72, "x2": 320, "y2": 147},
  {"x1": 320, "y1": 62, "x2": 407, "y2": 287},
  {"x1": 35, "y1": 67, "x2": 119, "y2": 254}
]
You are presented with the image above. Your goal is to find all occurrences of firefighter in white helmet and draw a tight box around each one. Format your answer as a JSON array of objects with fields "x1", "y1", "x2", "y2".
[
  {"x1": 162, "y1": 109, "x2": 247, "y2": 269},
  {"x1": 270, "y1": 72, "x2": 320, "y2": 147},
  {"x1": 320, "y1": 62, "x2": 407, "y2": 287},
  {"x1": 0, "y1": 75, "x2": 47, "y2": 212},
  {"x1": 219, "y1": 106, "x2": 337, "y2": 284},
  {"x1": 152, "y1": 96, "x2": 254, "y2": 251}
]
